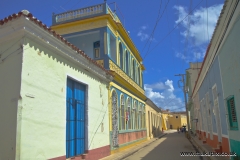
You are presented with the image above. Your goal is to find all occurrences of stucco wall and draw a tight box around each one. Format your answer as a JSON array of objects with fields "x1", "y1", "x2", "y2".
[
  {"x1": 218, "y1": 5, "x2": 240, "y2": 155},
  {"x1": 145, "y1": 104, "x2": 162, "y2": 139},
  {"x1": 198, "y1": 56, "x2": 228, "y2": 137},
  {"x1": 17, "y1": 37, "x2": 110, "y2": 159},
  {"x1": 0, "y1": 38, "x2": 23, "y2": 160},
  {"x1": 64, "y1": 29, "x2": 101, "y2": 59}
]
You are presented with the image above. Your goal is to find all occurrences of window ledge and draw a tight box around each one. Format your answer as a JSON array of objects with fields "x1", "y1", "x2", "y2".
[{"x1": 119, "y1": 128, "x2": 147, "y2": 134}]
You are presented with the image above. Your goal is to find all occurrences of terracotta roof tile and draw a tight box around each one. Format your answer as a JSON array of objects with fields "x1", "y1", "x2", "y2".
[{"x1": 0, "y1": 10, "x2": 113, "y2": 77}]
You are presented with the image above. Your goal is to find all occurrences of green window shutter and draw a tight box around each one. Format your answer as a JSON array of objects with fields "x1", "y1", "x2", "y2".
[{"x1": 227, "y1": 96, "x2": 238, "y2": 130}]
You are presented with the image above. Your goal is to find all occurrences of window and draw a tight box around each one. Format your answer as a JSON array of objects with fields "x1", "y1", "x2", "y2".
[
  {"x1": 132, "y1": 60, "x2": 135, "y2": 80},
  {"x1": 227, "y1": 96, "x2": 238, "y2": 130},
  {"x1": 132, "y1": 102, "x2": 135, "y2": 129},
  {"x1": 139, "y1": 104, "x2": 141, "y2": 129},
  {"x1": 126, "y1": 51, "x2": 129, "y2": 75},
  {"x1": 66, "y1": 78, "x2": 86, "y2": 158},
  {"x1": 120, "y1": 95, "x2": 125, "y2": 130},
  {"x1": 127, "y1": 98, "x2": 131, "y2": 129},
  {"x1": 94, "y1": 41, "x2": 100, "y2": 58},
  {"x1": 109, "y1": 33, "x2": 116, "y2": 63},
  {"x1": 119, "y1": 43, "x2": 123, "y2": 69},
  {"x1": 138, "y1": 66, "x2": 141, "y2": 85},
  {"x1": 135, "y1": 102, "x2": 138, "y2": 129}
]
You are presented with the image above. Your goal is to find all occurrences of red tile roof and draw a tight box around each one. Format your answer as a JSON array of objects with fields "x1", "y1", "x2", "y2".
[{"x1": 0, "y1": 10, "x2": 113, "y2": 77}]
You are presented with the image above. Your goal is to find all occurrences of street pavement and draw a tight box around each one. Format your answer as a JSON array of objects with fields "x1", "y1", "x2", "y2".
[{"x1": 124, "y1": 130, "x2": 207, "y2": 160}]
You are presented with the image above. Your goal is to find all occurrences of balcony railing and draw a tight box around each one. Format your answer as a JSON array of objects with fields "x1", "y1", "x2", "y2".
[
  {"x1": 52, "y1": 4, "x2": 105, "y2": 25},
  {"x1": 109, "y1": 60, "x2": 144, "y2": 95},
  {"x1": 52, "y1": 3, "x2": 122, "y2": 25}
]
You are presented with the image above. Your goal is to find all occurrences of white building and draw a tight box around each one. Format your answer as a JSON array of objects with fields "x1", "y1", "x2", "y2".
[{"x1": 0, "y1": 10, "x2": 113, "y2": 160}]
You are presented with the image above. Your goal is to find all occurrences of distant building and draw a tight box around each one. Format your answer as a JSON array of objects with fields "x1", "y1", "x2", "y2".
[
  {"x1": 0, "y1": 10, "x2": 113, "y2": 160},
  {"x1": 186, "y1": 62, "x2": 202, "y2": 134},
  {"x1": 51, "y1": 2, "x2": 147, "y2": 157},
  {"x1": 161, "y1": 110, "x2": 187, "y2": 130}
]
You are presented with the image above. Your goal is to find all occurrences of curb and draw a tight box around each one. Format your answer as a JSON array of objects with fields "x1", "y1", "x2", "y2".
[
  {"x1": 189, "y1": 137, "x2": 212, "y2": 160},
  {"x1": 118, "y1": 133, "x2": 167, "y2": 160}
]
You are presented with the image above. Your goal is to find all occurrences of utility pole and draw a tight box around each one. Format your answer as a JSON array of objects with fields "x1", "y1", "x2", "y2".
[{"x1": 175, "y1": 74, "x2": 190, "y2": 133}]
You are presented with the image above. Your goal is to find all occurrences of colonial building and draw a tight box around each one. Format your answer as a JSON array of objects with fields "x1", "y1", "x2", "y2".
[
  {"x1": 190, "y1": 0, "x2": 240, "y2": 154},
  {"x1": 0, "y1": 10, "x2": 113, "y2": 160},
  {"x1": 185, "y1": 62, "x2": 202, "y2": 134},
  {"x1": 51, "y1": 2, "x2": 147, "y2": 155},
  {"x1": 145, "y1": 98, "x2": 163, "y2": 139},
  {"x1": 161, "y1": 110, "x2": 187, "y2": 130},
  {"x1": 217, "y1": 0, "x2": 240, "y2": 157},
  {"x1": 167, "y1": 112, "x2": 187, "y2": 130}
]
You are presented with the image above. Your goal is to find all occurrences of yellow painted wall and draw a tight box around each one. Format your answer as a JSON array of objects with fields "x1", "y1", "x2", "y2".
[
  {"x1": 145, "y1": 104, "x2": 162, "y2": 139},
  {"x1": 161, "y1": 113, "x2": 169, "y2": 130},
  {"x1": 168, "y1": 114, "x2": 187, "y2": 129},
  {"x1": 16, "y1": 37, "x2": 110, "y2": 159},
  {"x1": 168, "y1": 115, "x2": 181, "y2": 129}
]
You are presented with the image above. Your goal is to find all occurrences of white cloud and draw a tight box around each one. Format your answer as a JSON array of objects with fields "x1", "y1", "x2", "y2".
[
  {"x1": 175, "y1": 50, "x2": 205, "y2": 62},
  {"x1": 137, "y1": 30, "x2": 149, "y2": 41},
  {"x1": 144, "y1": 80, "x2": 185, "y2": 111},
  {"x1": 137, "y1": 25, "x2": 156, "y2": 42},
  {"x1": 174, "y1": 4, "x2": 223, "y2": 46},
  {"x1": 173, "y1": 3, "x2": 221, "y2": 62}
]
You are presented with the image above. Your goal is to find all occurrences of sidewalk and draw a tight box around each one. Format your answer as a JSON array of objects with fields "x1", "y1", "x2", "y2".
[
  {"x1": 100, "y1": 133, "x2": 167, "y2": 160},
  {"x1": 190, "y1": 134, "x2": 229, "y2": 160}
]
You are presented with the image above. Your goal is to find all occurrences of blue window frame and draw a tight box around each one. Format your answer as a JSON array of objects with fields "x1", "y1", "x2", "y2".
[{"x1": 66, "y1": 78, "x2": 86, "y2": 158}]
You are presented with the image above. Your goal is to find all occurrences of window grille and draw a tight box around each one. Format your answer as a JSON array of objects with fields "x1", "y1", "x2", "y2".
[{"x1": 227, "y1": 96, "x2": 238, "y2": 130}]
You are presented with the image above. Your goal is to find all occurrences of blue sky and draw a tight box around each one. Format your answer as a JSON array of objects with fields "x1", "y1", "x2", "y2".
[{"x1": 1, "y1": 0, "x2": 224, "y2": 111}]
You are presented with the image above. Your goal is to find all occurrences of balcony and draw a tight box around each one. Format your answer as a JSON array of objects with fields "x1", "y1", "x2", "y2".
[
  {"x1": 52, "y1": 3, "x2": 121, "y2": 25},
  {"x1": 109, "y1": 60, "x2": 144, "y2": 95}
]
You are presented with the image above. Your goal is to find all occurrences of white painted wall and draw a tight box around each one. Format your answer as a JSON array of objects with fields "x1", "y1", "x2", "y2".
[
  {"x1": 0, "y1": 38, "x2": 23, "y2": 160},
  {"x1": 17, "y1": 37, "x2": 110, "y2": 159}
]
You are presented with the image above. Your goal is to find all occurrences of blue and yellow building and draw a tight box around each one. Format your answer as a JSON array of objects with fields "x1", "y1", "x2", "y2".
[{"x1": 51, "y1": 2, "x2": 147, "y2": 157}]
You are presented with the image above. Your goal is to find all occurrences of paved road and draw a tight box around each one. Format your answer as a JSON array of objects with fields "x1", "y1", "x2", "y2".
[{"x1": 124, "y1": 130, "x2": 207, "y2": 160}]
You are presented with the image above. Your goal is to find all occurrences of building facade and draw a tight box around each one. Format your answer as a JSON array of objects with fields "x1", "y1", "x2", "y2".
[
  {"x1": 145, "y1": 99, "x2": 163, "y2": 139},
  {"x1": 51, "y1": 2, "x2": 147, "y2": 154},
  {"x1": 168, "y1": 112, "x2": 187, "y2": 130},
  {"x1": 0, "y1": 11, "x2": 113, "y2": 160},
  {"x1": 190, "y1": 0, "x2": 240, "y2": 154},
  {"x1": 217, "y1": 0, "x2": 240, "y2": 157},
  {"x1": 186, "y1": 62, "x2": 202, "y2": 134}
]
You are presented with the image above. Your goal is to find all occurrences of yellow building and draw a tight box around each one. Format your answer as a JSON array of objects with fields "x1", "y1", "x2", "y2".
[
  {"x1": 161, "y1": 113, "x2": 169, "y2": 130},
  {"x1": 51, "y1": 2, "x2": 147, "y2": 156},
  {"x1": 145, "y1": 99, "x2": 163, "y2": 139},
  {"x1": 162, "y1": 110, "x2": 187, "y2": 130}
]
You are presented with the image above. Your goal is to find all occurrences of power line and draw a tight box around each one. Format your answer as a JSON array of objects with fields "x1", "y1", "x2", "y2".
[
  {"x1": 145, "y1": 0, "x2": 170, "y2": 56},
  {"x1": 206, "y1": 0, "x2": 209, "y2": 42},
  {"x1": 141, "y1": 0, "x2": 162, "y2": 53},
  {"x1": 143, "y1": 0, "x2": 204, "y2": 60}
]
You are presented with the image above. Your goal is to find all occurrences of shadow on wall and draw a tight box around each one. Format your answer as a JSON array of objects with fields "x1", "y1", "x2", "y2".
[{"x1": 151, "y1": 125, "x2": 163, "y2": 138}]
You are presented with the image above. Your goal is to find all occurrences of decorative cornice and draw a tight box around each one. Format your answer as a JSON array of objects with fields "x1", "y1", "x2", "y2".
[{"x1": 0, "y1": 11, "x2": 114, "y2": 83}]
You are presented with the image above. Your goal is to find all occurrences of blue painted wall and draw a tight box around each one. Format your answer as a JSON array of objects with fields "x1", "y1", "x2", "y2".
[
  {"x1": 218, "y1": 7, "x2": 240, "y2": 156},
  {"x1": 198, "y1": 56, "x2": 228, "y2": 136}
]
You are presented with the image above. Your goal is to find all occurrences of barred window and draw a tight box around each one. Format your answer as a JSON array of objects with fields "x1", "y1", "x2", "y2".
[
  {"x1": 120, "y1": 95, "x2": 125, "y2": 130},
  {"x1": 227, "y1": 96, "x2": 238, "y2": 130}
]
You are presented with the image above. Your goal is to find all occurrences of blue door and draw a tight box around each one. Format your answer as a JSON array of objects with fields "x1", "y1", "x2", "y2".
[{"x1": 66, "y1": 78, "x2": 86, "y2": 158}]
